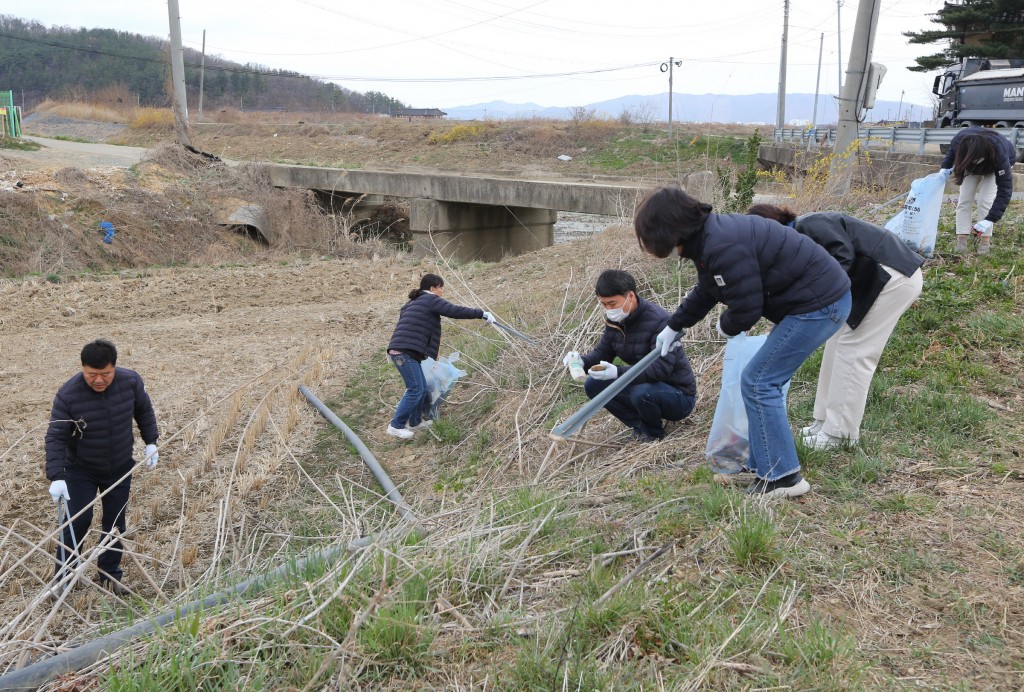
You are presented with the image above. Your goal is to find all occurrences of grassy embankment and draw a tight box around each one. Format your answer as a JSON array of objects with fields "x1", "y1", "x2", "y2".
[
  {"x1": 94, "y1": 209, "x2": 1024, "y2": 689},
  {"x1": 4, "y1": 105, "x2": 1022, "y2": 686}
]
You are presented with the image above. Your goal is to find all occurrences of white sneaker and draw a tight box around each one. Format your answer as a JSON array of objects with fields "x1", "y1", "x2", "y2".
[
  {"x1": 386, "y1": 425, "x2": 414, "y2": 440},
  {"x1": 801, "y1": 430, "x2": 856, "y2": 451},
  {"x1": 799, "y1": 420, "x2": 824, "y2": 437},
  {"x1": 407, "y1": 420, "x2": 433, "y2": 431}
]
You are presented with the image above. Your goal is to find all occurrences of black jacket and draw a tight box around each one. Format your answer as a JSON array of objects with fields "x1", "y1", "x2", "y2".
[
  {"x1": 387, "y1": 291, "x2": 484, "y2": 361},
  {"x1": 45, "y1": 367, "x2": 159, "y2": 481},
  {"x1": 793, "y1": 212, "x2": 925, "y2": 329},
  {"x1": 940, "y1": 127, "x2": 1017, "y2": 224},
  {"x1": 669, "y1": 213, "x2": 850, "y2": 335},
  {"x1": 582, "y1": 296, "x2": 697, "y2": 396}
]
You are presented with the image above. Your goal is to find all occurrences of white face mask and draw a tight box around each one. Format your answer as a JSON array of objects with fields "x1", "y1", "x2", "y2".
[
  {"x1": 604, "y1": 293, "x2": 633, "y2": 323},
  {"x1": 605, "y1": 307, "x2": 627, "y2": 323}
]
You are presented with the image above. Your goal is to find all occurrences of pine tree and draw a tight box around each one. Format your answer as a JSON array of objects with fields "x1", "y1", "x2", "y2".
[{"x1": 905, "y1": 0, "x2": 1024, "y2": 71}]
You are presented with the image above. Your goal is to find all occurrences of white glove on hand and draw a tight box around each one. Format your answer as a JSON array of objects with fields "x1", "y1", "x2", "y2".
[
  {"x1": 589, "y1": 361, "x2": 618, "y2": 380},
  {"x1": 482, "y1": 311, "x2": 497, "y2": 324},
  {"x1": 562, "y1": 350, "x2": 580, "y2": 367},
  {"x1": 48, "y1": 480, "x2": 69, "y2": 504},
  {"x1": 655, "y1": 325, "x2": 682, "y2": 357},
  {"x1": 972, "y1": 219, "x2": 993, "y2": 236},
  {"x1": 143, "y1": 444, "x2": 159, "y2": 470},
  {"x1": 939, "y1": 167, "x2": 952, "y2": 180},
  {"x1": 716, "y1": 317, "x2": 734, "y2": 338}
]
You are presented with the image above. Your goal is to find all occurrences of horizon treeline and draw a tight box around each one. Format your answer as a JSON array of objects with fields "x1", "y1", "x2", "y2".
[{"x1": 0, "y1": 15, "x2": 407, "y2": 114}]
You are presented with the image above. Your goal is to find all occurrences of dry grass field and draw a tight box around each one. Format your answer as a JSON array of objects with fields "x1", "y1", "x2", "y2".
[{"x1": 1, "y1": 106, "x2": 1023, "y2": 688}]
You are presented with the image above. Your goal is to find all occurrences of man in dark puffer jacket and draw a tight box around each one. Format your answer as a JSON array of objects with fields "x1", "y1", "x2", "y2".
[
  {"x1": 562, "y1": 270, "x2": 697, "y2": 442},
  {"x1": 45, "y1": 339, "x2": 159, "y2": 595}
]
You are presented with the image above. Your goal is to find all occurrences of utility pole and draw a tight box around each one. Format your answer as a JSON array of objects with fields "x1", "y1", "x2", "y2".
[
  {"x1": 198, "y1": 29, "x2": 206, "y2": 123},
  {"x1": 660, "y1": 57, "x2": 682, "y2": 136},
  {"x1": 830, "y1": 0, "x2": 881, "y2": 192},
  {"x1": 810, "y1": 32, "x2": 824, "y2": 148},
  {"x1": 167, "y1": 0, "x2": 191, "y2": 146},
  {"x1": 776, "y1": 0, "x2": 790, "y2": 130},
  {"x1": 897, "y1": 89, "x2": 904, "y2": 122},
  {"x1": 837, "y1": 0, "x2": 844, "y2": 94}
]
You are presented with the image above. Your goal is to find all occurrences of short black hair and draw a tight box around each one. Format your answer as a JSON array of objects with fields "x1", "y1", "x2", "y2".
[
  {"x1": 634, "y1": 186, "x2": 712, "y2": 258},
  {"x1": 594, "y1": 269, "x2": 637, "y2": 298},
  {"x1": 81, "y1": 339, "x2": 117, "y2": 369}
]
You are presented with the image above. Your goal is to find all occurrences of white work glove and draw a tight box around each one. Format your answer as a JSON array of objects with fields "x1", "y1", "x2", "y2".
[
  {"x1": 562, "y1": 351, "x2": 580, "y2": 367},
  {"x1": 588, "y1": 361, "x2": 618, "y2": 380},
  {"x1": 938, "y1": 167, "x2": 952, "y2": 180},
  {"x1": 717, "y1": 317, "x2": 745, "y2": 339},
  {"x1": 971, "y1": 219, "x2": 993, "y2": 237},
  {"x1": 655, "y1": 325, "x2": 682, "y2": 357},
  {"x1": 143, "y1": 444, "x2": 159, "y2": 470},
  {"x1": 716, "y1": 317, "x2": 733, "y2": 338},
  {"x1": 48, "y1": 480, "x2": 70, "y2": 504},
  {"x1": 482, "y1": 311, "x2": 497, "y2": 324}
]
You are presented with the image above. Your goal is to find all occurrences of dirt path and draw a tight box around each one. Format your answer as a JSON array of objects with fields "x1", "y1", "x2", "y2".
[{"x1": 8, "y1": 137, "x2": 148, "y2": 172}]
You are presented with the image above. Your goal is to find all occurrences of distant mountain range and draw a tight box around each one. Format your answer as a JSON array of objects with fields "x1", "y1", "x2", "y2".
[{"x1": 441, "y1": 92, "x2": 934, "y2": 126}]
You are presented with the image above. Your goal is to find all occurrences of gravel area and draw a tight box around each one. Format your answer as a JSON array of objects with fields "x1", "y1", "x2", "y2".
[{"x1": 21, "y1": 113, "x2": 130, "y2": 142}]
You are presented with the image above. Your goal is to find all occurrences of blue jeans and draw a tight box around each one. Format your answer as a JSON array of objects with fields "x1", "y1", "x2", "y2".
[
  {"x1": 741, "y1": 291, "x2": 851, "y2": 481},
  {"x1": 54, "y1": 465, "x2": 132, "y2": 582},
  {"x1": 584, "y1": 379, "x2": 696, "y2": 438},
  {"x1": 389, "y1": 353, "x2": 429, "y2": 429}
]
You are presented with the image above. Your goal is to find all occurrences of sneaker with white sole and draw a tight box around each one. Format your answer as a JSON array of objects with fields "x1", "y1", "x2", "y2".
[
  {"x1": 386, "y1": 424, "x2": 414, "y2": 440},
  {"x1": 744, "y1": 472, "x2": 810, "y2": 499},
  {"x1": 407, "y1": 420, "x2": 433, "y2": 431},
  {"x1": 799, "y1": 420, "x2": 824, "y2": 437},
  {"x1": 801, "y1": 430, "x2": 856, "y2": 451}
]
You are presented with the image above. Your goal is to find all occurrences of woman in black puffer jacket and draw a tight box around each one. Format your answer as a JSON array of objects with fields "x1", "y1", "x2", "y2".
[
  {"x1": 634, "y1": 187, "x2": 851, "y2": 500},
  {"x1": 385, "y1": 273, "x2": 493, "y2": 440}
]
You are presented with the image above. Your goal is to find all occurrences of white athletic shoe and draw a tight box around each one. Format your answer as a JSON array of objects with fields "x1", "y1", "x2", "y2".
[
  {"x1": 799, "y1": 420, "x2": 824, "y2": 437},
  {"x1": 386, "y1": 425, "x2": 414, "y2": 440},
  {"x1": 802, "y1": 431, "x2": 857, "y2": 451},
  {"x1": 407, "y1": 420, "x2": 433, "y2": 431}
]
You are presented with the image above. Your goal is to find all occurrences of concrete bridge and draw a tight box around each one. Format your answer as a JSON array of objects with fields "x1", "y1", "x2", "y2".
[{"x1": 266, "y1": 164, "x2": 709, "y2": 261}]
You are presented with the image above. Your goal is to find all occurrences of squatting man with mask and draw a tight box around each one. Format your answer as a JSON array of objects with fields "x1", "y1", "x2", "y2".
[{"x1": 562, "y1": 269, "x2": 698, "y2": 442}]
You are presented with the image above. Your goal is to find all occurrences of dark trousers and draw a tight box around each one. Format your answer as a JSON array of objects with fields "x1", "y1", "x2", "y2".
[
  {"x1": 584, "y1": 379, "x2": 696, "y2": 438},
  {"x1": 54, "y1": 465, "x2": 132, "y2": 582}
]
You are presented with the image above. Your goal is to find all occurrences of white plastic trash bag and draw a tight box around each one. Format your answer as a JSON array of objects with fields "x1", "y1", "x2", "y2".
[
  {"x1": 884, "y1": 170, "x2": 946, "y2": 258},
  {"x1": 420, "y1": 351, "x2": 468, "y2": 420},
  {"x1": 706, "y1": 334, "x2": 790, "y2": 475}
]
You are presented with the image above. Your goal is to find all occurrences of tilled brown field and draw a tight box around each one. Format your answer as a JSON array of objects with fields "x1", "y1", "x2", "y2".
[{"x1": 0, "y1": 258, "x2": 414, "y2": 626}]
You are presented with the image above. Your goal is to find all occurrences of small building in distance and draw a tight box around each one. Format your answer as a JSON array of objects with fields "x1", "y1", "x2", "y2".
[{"x1": 393, "y1": 108, "x2": 447, "y2": 120}]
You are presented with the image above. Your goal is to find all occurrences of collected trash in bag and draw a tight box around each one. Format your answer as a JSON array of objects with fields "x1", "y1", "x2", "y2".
[
  {"x1": 99, "y1": 221, "x2": 115, "y2": 244},
  {"x1": 706, "y1": 333, "x2": 791, "y2": 474},
  {"x1": 884, "y1": 170, "x2": 946, "y2": 258},
  {"x1": 420, "y1": 351, "x2": 468, "y2": 420}
]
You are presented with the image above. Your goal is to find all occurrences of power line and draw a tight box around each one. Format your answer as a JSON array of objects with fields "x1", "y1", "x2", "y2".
[{"x1": 0, "y1": 29, "x2": 660, "y2": 85}]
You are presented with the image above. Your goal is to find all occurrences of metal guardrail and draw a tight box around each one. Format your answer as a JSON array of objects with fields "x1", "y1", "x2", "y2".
[{"x1": 772, "y1": 126, "x2": 1024, "y2": 155}]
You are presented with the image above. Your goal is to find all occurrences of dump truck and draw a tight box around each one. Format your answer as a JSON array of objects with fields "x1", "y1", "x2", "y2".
[{"x1": 933, "y1": 58, "x2": 1024, "y2": 128}]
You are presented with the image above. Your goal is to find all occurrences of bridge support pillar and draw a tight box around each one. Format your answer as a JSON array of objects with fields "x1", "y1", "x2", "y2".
[{"x1": 409, "y1": 199, "x2": 555, "y2": 262}]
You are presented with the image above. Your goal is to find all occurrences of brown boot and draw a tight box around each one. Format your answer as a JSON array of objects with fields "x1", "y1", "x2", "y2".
[
  {"x1": 954, "y1": 235, "x2": 970, "y2": 253},
  {"x1": 977, "y1": 236, "x2": 992, "y2": 255}
]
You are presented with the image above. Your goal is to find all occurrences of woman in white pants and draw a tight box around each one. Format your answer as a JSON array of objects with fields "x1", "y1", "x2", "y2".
[
  {"x1": 747, "y1": 205, "x2": 925, "y2": 449},
  {"x1": 939, "y1": 126, "x2": 1018, "y2": 255}
]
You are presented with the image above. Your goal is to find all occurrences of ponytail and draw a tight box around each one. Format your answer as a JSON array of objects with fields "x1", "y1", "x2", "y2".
[{"x1": 409, "y1": 273, "x2": 444, "y2": 300}]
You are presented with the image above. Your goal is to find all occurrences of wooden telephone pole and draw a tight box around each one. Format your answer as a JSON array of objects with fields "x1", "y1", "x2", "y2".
[{"x1": 167, "y1": 0, "x2": 192, "y2": 147}]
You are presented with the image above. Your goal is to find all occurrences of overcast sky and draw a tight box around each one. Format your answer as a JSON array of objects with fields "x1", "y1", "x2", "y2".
[{"x1": 4, "y1": 0, "x2": 946, "y2": 117}]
